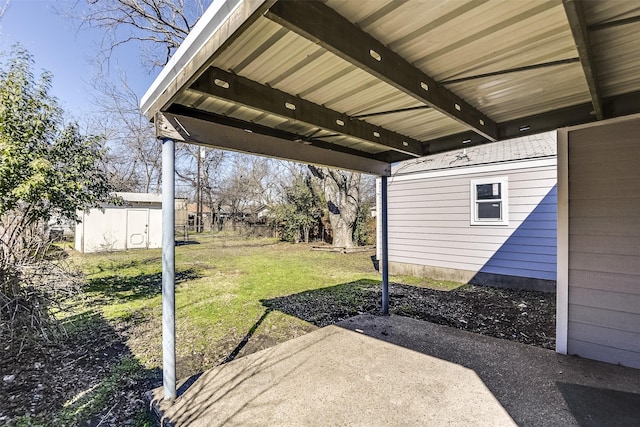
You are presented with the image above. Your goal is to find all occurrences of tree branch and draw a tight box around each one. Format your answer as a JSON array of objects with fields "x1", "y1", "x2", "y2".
[{"x1": 67, "y1": 0, "x2": 208, "y2": 68}]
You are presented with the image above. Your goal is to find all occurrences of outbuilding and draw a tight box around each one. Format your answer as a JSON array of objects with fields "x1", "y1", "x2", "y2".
[
  {"x1": 380, "y1": 131, "x2": 557, "y2": 292},
  {"x1": 74, "y1": 192, "x2": 163, "y2": 253}
]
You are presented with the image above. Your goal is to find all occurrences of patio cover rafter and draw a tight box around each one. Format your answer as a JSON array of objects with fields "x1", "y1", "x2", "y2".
[
  {"x1": 190, "y1": 67, "x2": 425, "y2": 157},
  {"x1": 588, "y1": 14, "x2": 640, "y2": 31},
  {"x1": 167, "y1": 104, "x2": 404, "y2": 164},
  {"x1": 161, "y1": 108, "x2": 391, "y2": 176},
  {"x1": 563, "y1": 0, "x2": 604, "y2": 120},
  {"x1": 422, "y1": 89, "x2": 640, "y2": 153},
  {"x1": 264, "y1": 0, "x2": 498, "y2": 142}
]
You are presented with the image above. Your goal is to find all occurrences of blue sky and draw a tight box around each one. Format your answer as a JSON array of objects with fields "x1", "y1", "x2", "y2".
[{"x1": 1, "y1": 0, "x2": 157, "y2": 120}]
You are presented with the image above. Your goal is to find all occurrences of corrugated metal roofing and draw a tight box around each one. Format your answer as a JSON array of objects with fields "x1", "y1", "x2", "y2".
[
  {"x1": 142, "y1": 0, "x2": 640, "y2": 174},
  {"x1": 205, "y1": 11, "x2": 476, "y2": 147}
]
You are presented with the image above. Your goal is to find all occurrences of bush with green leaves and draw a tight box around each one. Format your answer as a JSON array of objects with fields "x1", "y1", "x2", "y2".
[
  {"x1": 353, "y1": 202, "x2": 375, "y2": 246},
  {"x1": 271, "y1": 174, "x2": 322, "y2": 243},
  {"x1": 0, "y1": 47, "x2": 114, "y2": 350}
]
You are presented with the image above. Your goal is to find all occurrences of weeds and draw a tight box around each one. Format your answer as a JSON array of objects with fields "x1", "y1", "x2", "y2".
[
  {"x1": 0, "y1": 259, "x2": 83, "y2": 357},
  {"x1": 54, "y1": 357, "x2": 147, "y2": 426}
]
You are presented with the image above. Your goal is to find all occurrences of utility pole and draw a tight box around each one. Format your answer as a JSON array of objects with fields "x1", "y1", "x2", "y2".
[{"x1": 196, "y1": 146, "x2": 202, "y2": 233}]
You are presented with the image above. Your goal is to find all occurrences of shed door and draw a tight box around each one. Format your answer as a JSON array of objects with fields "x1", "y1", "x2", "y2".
[{"x1": 126, "y1": 209, "x2": 149, "y2": 249}]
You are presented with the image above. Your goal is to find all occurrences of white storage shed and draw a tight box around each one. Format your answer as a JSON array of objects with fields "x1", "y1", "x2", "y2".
[{"x1": 75, "y1": 192, "x2": 163, "y2": 253}]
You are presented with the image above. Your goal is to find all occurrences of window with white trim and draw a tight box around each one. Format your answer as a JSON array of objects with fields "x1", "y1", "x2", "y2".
[{"x1": 470, "y1": 177, "x2": 509, "y2": 225}]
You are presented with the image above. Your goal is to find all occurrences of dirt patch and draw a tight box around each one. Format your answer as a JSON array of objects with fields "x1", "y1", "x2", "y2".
[{"x1": 0, "y1": 314, "x2": 161, "y2": 426}]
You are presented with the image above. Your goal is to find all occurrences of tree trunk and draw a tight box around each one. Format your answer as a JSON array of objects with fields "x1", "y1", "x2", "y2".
[
  {"x1": 328, "y1": 210, "x2": 354, "y2": 248},
  {"x1": 308, "y1": 166, "x2": 360, "y2": 248}
]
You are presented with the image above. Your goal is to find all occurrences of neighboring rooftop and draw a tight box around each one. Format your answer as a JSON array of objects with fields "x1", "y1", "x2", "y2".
[
  {"x1": 115, "y1": 192, "x2": 163, "y2": 204},
  {"x1": 391, "y1": 131, "x2": 556, "y2": 176}
]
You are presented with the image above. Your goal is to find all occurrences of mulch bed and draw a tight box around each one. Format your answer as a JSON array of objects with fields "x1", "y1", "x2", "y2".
[
  {"x1": 1, "y1": 281, "x2": 554, "y2": 426},
  {"x1": 263, "y1": 281, "x2": 556, "y2": 349}
]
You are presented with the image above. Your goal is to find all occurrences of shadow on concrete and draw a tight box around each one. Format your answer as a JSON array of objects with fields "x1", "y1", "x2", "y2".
[
  {"x1": 147, "y1": 276, "x2": 636, "y2": 426},
  {"x1": 147, "y1": 310, "x2": 640, "y2": 426},
  {"x1": 557, "y1": 382, "x2": 640, "y2": 426},
  {"x1": 149, "y1": 327, "x2": 323, "y2": 426},
  {"x1": 337, "y1": 315, "x2": 640, "y2": 427},
  {"x1": 176, "y1": 372, "x2": 203, "y2": 398},
  {"x1": 148, "y1": 323, "x2": 519, "y2": 426}
]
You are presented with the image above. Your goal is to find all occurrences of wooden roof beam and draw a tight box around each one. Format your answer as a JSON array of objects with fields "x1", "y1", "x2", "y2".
[
  {"x1": 265, "y1": 0, "x2": 498, "y2": 141},
  {"x1": 563, "y1": 0, "x2": 604, "y2": 120},
  {"x1": 190, "y1": 66, "x2": 424, "y2": 157}
]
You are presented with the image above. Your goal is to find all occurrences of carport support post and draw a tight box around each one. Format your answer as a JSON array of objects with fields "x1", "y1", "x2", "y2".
[
  {"x1": 161, "y1": 137, "x2": 176, "y2": 400},
  {"x1": 381, "y1": 175, "x2": 389, "y2": 315}
]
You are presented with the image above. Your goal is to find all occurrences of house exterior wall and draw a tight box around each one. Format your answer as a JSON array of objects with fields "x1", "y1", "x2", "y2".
[
  {"x1": 381, "y1": 155, "x2": 557, "y2": 291},
  {"x1": 560, "y1": 116, "x2": 640, "y2": 368}
]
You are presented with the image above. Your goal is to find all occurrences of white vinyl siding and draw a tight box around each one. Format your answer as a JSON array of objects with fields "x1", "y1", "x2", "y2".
[
  {"x1": 386, "y1": 163, "x2": 557, "y2": 281},
  {"x1": 565, "y1": 117, "x2": 640, "y2": 369}
]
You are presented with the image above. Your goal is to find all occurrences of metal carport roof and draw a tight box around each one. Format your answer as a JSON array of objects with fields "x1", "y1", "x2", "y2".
[
  {"x1": 141, "y1": 0, "x2": 640, "y2": 401},
  {"x1": 142, "y1": 0, "x2": 640, "y2": 176}
]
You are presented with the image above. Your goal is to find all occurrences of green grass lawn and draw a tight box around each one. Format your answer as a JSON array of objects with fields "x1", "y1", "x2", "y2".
[
  {"x1": 6, "y1": 235, "x2": 463, "y2": 426},
  {"x1": 70, "y1": 235, "x2": 459, "y2": 378},
  {"x1": 73, "y1": 236, "x2": 370, "y2": 377}
]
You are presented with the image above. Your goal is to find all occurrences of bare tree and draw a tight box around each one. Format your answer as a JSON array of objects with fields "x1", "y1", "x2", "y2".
[
  {"x1": 69, "y1": 0, "x2": 373, "y2": 243},
  {"x1": 309, "y1": 167, "x2": 363, "y2": 248},
  {"x1": 175, "y1": 144, "x2": 226, "y2": 230},
  {"x1": 69, "y1": 0, "x2": 211, "y2": 68},
  {"x1": 65, "y1": 0, "x2": 212, "y2": 193},
  {"x1": 0, "y1": 0, "x2": 9, "y2": 21},
  {"x1": 85, "y1": 118, "x2": 142, "y2": 192},
  {"x1": 218, "y1": 154, "x2": 271, "y2": 220},
  {"x1": 92, "y1": 72, "x2": 163, "y2": 192}
]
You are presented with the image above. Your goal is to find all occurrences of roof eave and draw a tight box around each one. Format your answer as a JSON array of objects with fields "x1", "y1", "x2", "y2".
[{"x1": 140, "y1": 0, "x2": 273, "y2": 120}]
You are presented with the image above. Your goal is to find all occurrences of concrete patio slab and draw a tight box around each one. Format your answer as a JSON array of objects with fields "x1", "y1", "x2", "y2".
[
  {"x1": 338, "y1": 315, "x2": 640, "y2": 426},
  {"x1": 148, "y1": 314, "x2": 640, "y2": 426},
  {"x1": 148, "y1": 322, "x2": 515, "y2": 426}
]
